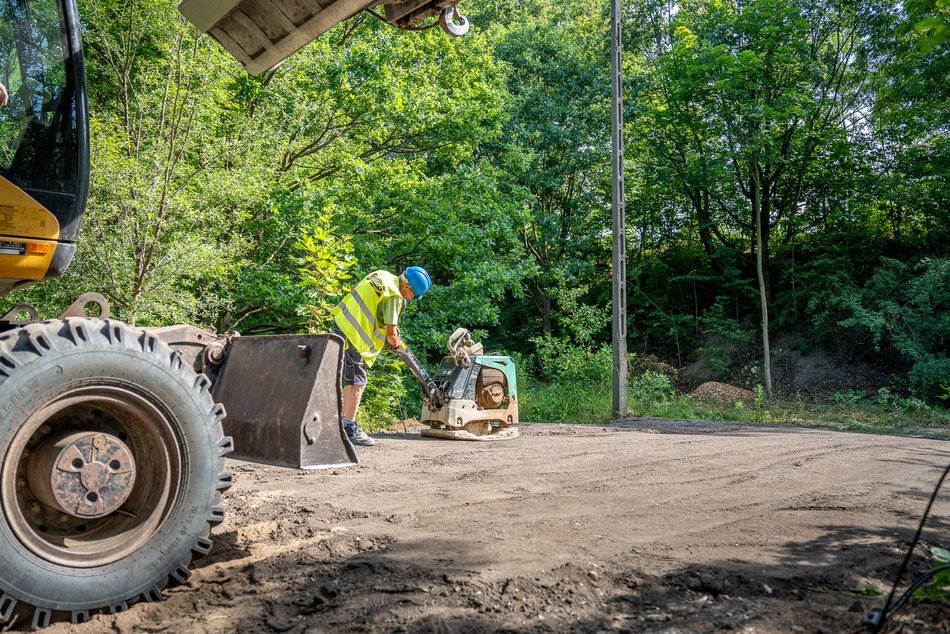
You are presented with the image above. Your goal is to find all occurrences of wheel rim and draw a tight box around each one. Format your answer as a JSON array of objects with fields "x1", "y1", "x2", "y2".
[{"x1": 1, "y1": 385, "x2": 183, "y2": 567}]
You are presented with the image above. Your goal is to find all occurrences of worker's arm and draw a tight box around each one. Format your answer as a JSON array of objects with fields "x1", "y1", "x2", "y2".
[
  {"x1": 380, "y1": 296, "x2": 405, "y2": 349},
  {"x1": 386, "y1": 324, "x2": 402, "y2": 349}
]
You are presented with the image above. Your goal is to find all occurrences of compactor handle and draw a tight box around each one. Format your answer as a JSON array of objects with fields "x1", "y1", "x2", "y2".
[{"x1": 390, "y1": 341, "x2": 444, "y2": 408}]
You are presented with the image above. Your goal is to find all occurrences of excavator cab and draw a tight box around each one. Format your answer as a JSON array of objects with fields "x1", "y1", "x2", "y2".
[{"x1": 0, "y1": 0, "x2": 87, "y2": 298}]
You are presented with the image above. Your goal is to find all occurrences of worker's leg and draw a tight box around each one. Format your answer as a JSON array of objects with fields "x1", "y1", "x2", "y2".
[
  {"x1": 338, "y1": 339, "x2": 374, "y2": 447},
  {"x1": 342, "y1": 383, "x2": 365, "y2": 422}
]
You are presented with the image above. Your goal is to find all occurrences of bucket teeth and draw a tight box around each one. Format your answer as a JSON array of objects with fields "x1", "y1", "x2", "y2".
[
  {"x1": 193, "y1": 537, "x2": 214, "y2": 555},
  {"x1": 109, "y1": 601, "x2": 129, "y2": 614},
  {"x1": 170, "y1": 564, "x2": 192, "y2": 584}
]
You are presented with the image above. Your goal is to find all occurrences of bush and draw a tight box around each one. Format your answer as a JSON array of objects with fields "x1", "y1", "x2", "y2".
[
  {"x1": 629, "y1": 353, "x2": 678, "y2": 380},
  {"x1": 520, "y1": 380, "x2": 613, "y2": 424},
  {"x1": 909, "y1": 357, "x2": 950, "y2": 404},
  {"x1": 832, "y1": 389, "x2": 867, "y2": 404},
  {"x1": 533, "y1": 337, "x2": 613, "y2": 386},
  {"x1": 806, "y1": 257, "x2": 950, "y2": 403},
  {"x1": 359, "y1": 353, "x2": 410, "y2": 430},
  {"x1": 630, "y1": 371, "x2": 676, "y2": 405}
]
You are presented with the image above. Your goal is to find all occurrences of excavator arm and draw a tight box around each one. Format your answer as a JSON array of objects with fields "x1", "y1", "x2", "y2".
[{"x1": 179, "y1": 0, "x2": 469, "y2": 75}]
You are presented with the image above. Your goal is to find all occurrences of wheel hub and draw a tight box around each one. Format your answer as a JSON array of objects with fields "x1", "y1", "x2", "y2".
[{"x1": 28, "y1": 432, "x2": 136, "y2": 518}]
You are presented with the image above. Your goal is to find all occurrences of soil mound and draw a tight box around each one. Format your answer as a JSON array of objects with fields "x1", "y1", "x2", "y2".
[{"x1": 690, "y1": 381, "x2": 755, "y2": 402}]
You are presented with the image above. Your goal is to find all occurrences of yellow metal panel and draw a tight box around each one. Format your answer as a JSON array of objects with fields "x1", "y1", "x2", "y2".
[
  {"x1": 0, "y1": 176, "x2": 60, "y2": 240},
  {"x1": 0, "y1": 237, "x2": 57, "y2": 280},
  {"x1": 0, "y1": 176, "x2": 61, "y2": 280}
]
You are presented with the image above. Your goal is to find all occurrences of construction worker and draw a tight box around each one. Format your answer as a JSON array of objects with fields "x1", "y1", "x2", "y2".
[{"x1": 331, "y1": 267, "x2": 432, "y2": 446}]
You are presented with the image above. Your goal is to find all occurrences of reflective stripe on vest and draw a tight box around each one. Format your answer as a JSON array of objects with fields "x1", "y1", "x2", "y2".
[
  {"x1": 331, "y1": 270, "x2": 402, "y2": 366},
  {"x1": 346, "y1": 289, "x2": 386, "y2": 343}
]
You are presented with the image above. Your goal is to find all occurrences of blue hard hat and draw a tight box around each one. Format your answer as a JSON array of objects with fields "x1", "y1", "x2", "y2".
[{"x1": 404, "y1": 266, "x2": 432, "y2": 297}]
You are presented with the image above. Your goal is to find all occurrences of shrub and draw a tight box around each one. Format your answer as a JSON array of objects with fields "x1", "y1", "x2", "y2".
[
  {"x1": 913, "y1": 546, "x2": 950, "y2": 603},
  {"x1": 629, "y1": 353, "x2": 678, "y2": 380},
  {"x1": 534, "y1": 336, "x2": 613, "y2": 387},
  {"x1": 520, "y1": 382, "x2": 612, "y2": 424},
  {"x1": 806, "y1": 257, "x2": 950, "y2": 403},
  {"x1": 832, "y1": 389, "x2": 867, "y2": 403},
  {"x1": 359, "y1": 353, "x2": 410, "y2": 430},
  {"x1": 909, "y1": 357, "x2": 950, "y2": 405},
  {"x1": 630, "y1": 371, "x2": 676, "y2": 404}
]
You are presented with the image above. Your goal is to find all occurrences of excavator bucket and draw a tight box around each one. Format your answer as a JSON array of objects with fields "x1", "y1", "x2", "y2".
[
  {"x1": 179, "y1": 0, "x2": 468, "y2": 75},
  {"x1": 211, "y1": 333, "x2": 358, "y2": 469}
]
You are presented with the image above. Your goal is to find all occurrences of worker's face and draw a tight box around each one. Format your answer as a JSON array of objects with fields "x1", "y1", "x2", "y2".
[{"x1": 400, "y1": 280, "x2": 415, "y2": 300}]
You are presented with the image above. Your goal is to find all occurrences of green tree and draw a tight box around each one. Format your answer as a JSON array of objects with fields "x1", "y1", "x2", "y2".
[
  {"x1": 487, "y1": 2, "x2": 612, "y2": 345},
  {"x1": 66, "y1": 0, "x2": 264, "y2": 326},
  {"x1": 630, "y1": 0, "x2": 892, "y2": 396}
]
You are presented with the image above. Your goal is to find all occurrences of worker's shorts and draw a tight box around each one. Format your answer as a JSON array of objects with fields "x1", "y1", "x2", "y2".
[{"x1": 332, "y1": 327, "x2": 368, "y2": 386}]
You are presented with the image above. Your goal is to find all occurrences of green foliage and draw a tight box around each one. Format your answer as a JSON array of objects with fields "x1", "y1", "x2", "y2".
[
  {"x1": 805, "y1": 257, "x2": 950, "y2": 402},
  {"x1": 700, "y1": 300, "x2": 752, "y2": 346},
  {"x1": 911, "y1": 0, "x2": 950, "y2": 52},
  {"x1": 357, "y1": 352, "x2": 409, "y2": 430},
  {"x1": 520, "y1": 378, "x2": 613, "y2": 425},
  {"x1": 487, "y1": 2, "x2": 612, "y2": 345},
  {"x1": 695, "y1": 347, "x2": 730, "y2": 379},
  {"x1": 832, "y1": 390, "x2": 868, "y2": 404},
  {"x1": 524, "y1": 339, "x2": 620, "y2": 424},
  {"x1": 909, "y1": 358, "x2": 950, "y2": 404},
  {"x1": 913, "y1": 546, "x2": 950, "y2": 603},
  {"x1": 1, "y1": 0, "x2": 945, "y2": 428},
  {"x1": 295, "y1": 214, "x2": 356, "y2": 332},
  {"x1": 533, "y1": 337, "x2": 612, "y2": 386},
  {"x1": 70, "y1": 0, "x2": 256, "y2": 326},
  {"x1": 629, "y1": 371, "x2": 676, "y2": 405},
  {"x1": 520, "y1": 341, "x2": 614, "y2": 424}
]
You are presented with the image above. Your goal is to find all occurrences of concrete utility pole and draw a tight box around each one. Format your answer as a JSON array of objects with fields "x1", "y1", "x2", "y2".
[{"x1": 610, "y1": 0, "x2": 627, "y2": 418}]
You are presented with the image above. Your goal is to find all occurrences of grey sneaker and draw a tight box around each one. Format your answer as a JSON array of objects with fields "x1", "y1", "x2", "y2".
[{"x1": 344, "y1": 420, "x2": 375, "y2": 446}]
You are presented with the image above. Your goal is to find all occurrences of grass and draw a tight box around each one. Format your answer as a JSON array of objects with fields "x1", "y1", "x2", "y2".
[
  {"x1": 520, "y1": 381, "x2": 615, "y2": 424},
  {"x1": 648, "y1": 397, "x2": 949, "y2": 438},
  {"x1": 521, "y1": 380, "x2": 950, "y2": 439}
]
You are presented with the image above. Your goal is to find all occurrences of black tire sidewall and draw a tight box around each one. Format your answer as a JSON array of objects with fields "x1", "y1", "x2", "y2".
[{"x1": 0, "y1": 330, "x2": 219, "y2": 611}]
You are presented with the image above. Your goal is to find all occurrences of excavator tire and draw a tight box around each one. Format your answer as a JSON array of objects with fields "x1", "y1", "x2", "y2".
[{"x1": 0, "y1": 318, "x2": 232, "y2": 629}]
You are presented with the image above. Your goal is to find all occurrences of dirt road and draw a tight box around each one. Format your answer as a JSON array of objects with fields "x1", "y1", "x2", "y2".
[{"x1": 50, "y1": 419, "x2": 950, "y2": 633}]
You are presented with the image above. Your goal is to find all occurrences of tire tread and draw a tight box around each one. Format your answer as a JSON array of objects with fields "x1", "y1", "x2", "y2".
[{"x1": 0, "y1": 318, "x2": 231, "y2": 628}]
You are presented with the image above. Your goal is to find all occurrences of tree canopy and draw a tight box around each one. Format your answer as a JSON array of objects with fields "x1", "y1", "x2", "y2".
[{"x1": 7, "y1": 0, "x2": 948, "y2": 420}]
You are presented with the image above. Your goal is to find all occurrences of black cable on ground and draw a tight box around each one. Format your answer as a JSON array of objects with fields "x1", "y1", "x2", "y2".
[
  {"x1": 885, "y1": 563, "x2": 950, "y2": 617},
  {"x1": 864, "y1": 460, "x2": 950, "y2": 633}
]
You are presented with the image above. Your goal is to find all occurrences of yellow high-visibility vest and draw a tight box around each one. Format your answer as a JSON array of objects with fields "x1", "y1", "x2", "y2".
[{"x1": 331, "y1": 270, "x2": 402, "y2": 366}]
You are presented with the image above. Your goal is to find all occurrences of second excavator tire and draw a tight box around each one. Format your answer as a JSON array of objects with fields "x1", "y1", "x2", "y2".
[{"x1": 0, "y1": 318, "x2": 232, "y2": 629}]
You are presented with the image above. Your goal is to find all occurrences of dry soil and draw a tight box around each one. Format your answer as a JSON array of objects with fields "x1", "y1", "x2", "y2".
[{"x1": 46, "y1": 419, "x2": 950, "y2": 633}]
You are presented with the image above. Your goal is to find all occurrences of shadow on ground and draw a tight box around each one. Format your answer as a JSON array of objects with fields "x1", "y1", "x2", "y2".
[{"x1": 195, "y1": 504, "x2": 950, "y2": 633}]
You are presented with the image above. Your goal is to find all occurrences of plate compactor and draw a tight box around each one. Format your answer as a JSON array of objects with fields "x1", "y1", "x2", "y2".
[{"x1": 392, "y1": 329, "x2": 520, "y2": 440}]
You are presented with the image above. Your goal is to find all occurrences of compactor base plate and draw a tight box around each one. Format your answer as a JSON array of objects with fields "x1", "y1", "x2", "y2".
[{"x1": 421, "y1": 427, "x2": 519, "y2": 441}]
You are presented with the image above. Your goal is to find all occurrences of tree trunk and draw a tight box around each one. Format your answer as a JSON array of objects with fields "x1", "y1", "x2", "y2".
[
  {"x1": 528, "y1": 281, "x2": 553, "y2": 337},
  {"x1": 694, "y1": 189, "x2": 724, "y2": 275},
  {"x1": 751, "y1": 163, "x2": 773, "y2": 398}
]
